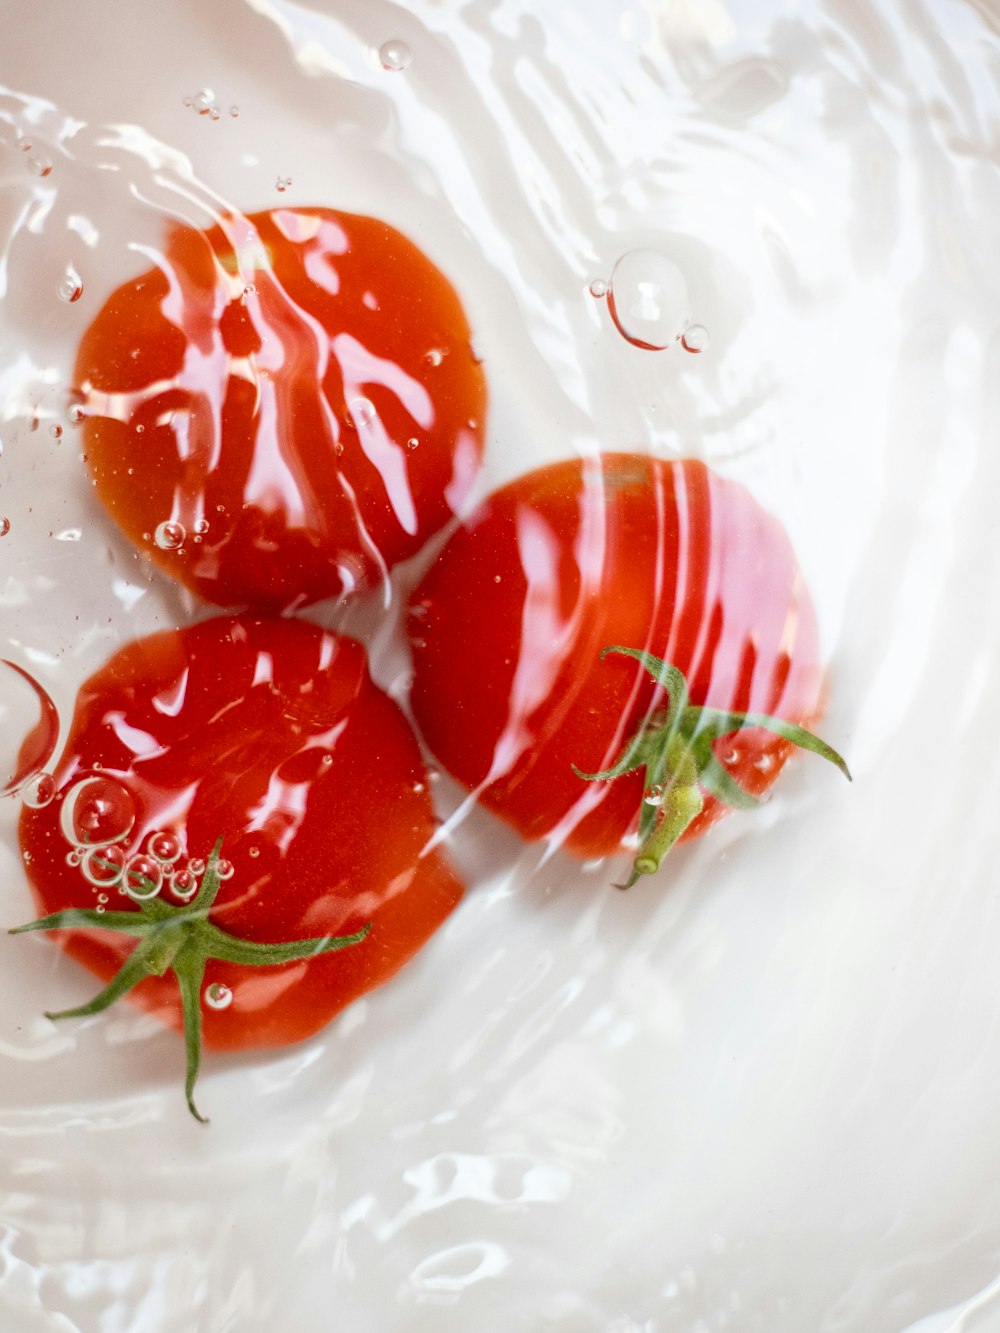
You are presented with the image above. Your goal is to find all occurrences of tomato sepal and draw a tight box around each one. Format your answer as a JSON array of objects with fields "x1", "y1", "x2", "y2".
[
  {"x1": 575, "y1": 647, "x2": 851, "y2": 888},
  {"x1": 10, "y1": 838, "x2": 372, "y2": 1123}
]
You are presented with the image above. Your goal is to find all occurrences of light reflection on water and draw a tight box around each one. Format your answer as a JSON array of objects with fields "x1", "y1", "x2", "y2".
[{"x1": 1, "y1": 0, "x2": 999, "y2": 1329}]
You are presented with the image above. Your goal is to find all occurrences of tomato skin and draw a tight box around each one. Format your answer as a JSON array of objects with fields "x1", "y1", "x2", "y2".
[
  {"x1": 407, "y1": 454, "x2": 824, "y2": 858},
  {"x1": 74, "y1": 208, "x2": 487, "y2": 611},
  {"x1": 18, "y1": 615, "x2": 463, "y2": 1051}
]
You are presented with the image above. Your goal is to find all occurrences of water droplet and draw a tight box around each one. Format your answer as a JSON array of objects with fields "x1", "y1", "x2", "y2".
[
  {"x1": 643, "y1": 785, "x2": 665, "y2": 807},
  {"x1": 49, "y1": 423, "x2": 63, "y2": 439},
  {"x1": 379, "y1": 39, "x2": 412, "y2": 71},
  {"x1": 0, "y1": 518, "x2": 9, "y2": 538},
  {"x1": 349, "y1": 397, "x2": 377, "y2": 428},
  {"x1": 154, "y1": 520, "x2": 186, "y2": 551},
  {"x1": 123, "y1": 854, "x2": 163, "y2": 900},
  {"x1": 204, "y1": 982, "x2": 233, "y2": 1010},
  {"x1": 147, "y1": 830, "x2": 182, "y2": 864},
  {"x1": 216, "y1": 858, "x2": 235, "y2": 881},
  {"x1": 275, "y1": 175, "x2": 292, "y2": 193},
  {"x1": 589, "y1": 278, "x2": 608, "y2": 299},
  {"x1": 29, "y1": 157, "x2": 53, "y2": 178},
  {"x1": 21, "y1": 773, "x2": 56, "y2": 809},
  {"x1": 681, "y1": 323, "x2": 709, "y2": 354},
  {"x1": 60, "y1": 775, "x2": 136, "y2": 848},
  {"x1": 423, "y1": 348, "x2": 444, "y2": 367},
  {"x1": 608, "y1": 249, "x2": 691, "y2": 351},
  {"x1": 81, "y1": 844, "x2": 126, "y2": 887},
  {"x1": 57, "y1": 268, "x2": 83, "y2": 303}
]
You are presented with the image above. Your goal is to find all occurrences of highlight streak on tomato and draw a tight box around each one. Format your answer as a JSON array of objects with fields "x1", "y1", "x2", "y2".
[
  {"x1": 74, "y1": 208, "x2": 487, "y2": 610},
  {"x1": 408, "y1": 454, "x2": 825, "y2": 860}
]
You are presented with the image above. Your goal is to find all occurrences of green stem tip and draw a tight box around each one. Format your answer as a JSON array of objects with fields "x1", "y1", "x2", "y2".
[
  {"x1": 573, "y1": 646, "x2": 851, "y2": 888},
  {"x1": 10, "y1": 838, "x2": 371, "y2": 1123}
]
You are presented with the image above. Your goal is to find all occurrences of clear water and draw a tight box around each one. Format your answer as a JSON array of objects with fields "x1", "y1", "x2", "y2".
[{"x1": 2, "y1": 0, "x2": 1000, "y2": 1329}]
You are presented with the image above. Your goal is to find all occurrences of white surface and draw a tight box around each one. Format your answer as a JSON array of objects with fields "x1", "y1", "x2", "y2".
[{"x1": 2, "y1": 0, "x2": 999, "y2": 1329}]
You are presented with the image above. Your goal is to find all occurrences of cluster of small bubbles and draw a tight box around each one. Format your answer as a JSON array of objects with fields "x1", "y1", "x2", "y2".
[
  {"x1": 21, "y1": 773, "x2": 56, "y2": 809},
  {"x1": 378, "y1": 39, "x2": 412, "y2": 71},
  {"x1": 49, "y1": 423, "x2": 63, "y2": 440},
  {"x1": 423, "y1": 348, "x2": 444, "y2": 367},
  {"x1": 29, "y1": 157, "x2": 53, "y2": 178},
  {"x1": 681, "y1": 324, "x2": 709, "y2": 354},
  {"x1": 588, "y1": 278, "x2": 608, "y2": 299},
  {"x1": 350, "y1": 397, "x2": 377, "y2": 428},
  {"x1": 185, "y1": 90, "x2": 221, "y2": 119},
  {"x1": 643, "y1": 785, "x2": 665, "y2": 807},
  {"x1": 607, "y1": 249, "x2": 692, "y2": 351},
  {"x1": 275, "y1": 176, "x2": 293, "y2": 193},
  {"x1": 204, "y1": 982, "x2": 233, "y2": 1011},
  {"x1": 0, "y1": 518, "x2": 9, "y2": 538},
  {"x1": 123, "y1": 854, "x2": 163, "y2": 900},
  {"x1": 154, "y1": 520, "x2": 186, "y2": 551},
  {"x1": 57, "y1": 267, "x2": 84, "y2": 303}
]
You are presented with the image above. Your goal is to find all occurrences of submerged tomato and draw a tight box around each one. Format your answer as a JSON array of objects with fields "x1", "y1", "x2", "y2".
[
  {"x1": 16, "y1": 614, "x2": 463, "y2": 1119},
  {"x1": 74, "y1": 207, "x2": 487, "y2": 610},
  {"x1": 408, "y1": 453, "x2": 845, "y2": 880}
]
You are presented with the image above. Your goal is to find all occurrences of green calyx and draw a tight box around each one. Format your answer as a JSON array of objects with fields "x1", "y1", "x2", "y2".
[
  {"x1": 10, "y1": 839, "x2": 371, "y2": 1123},
  {"x1": 573, "y1": 647, "x2": 851, "y2": 889}
]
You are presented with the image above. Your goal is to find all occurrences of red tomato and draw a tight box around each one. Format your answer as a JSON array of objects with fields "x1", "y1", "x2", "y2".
[
  {"x1": 73, "y1": 207, "x2": 487, "y2": 611},
  {"x1": 16, "y1": 614, "x2": 463, "y2": 1120},
  {"x1": 407, "y1": 453, "x2": 845, "y2": 881}
]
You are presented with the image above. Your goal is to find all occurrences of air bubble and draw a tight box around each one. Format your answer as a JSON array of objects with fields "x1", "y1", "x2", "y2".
[
  {"x1": 608, "y1": 249, "x2": 691, "y2": 351},
  {"x1": 643, "y1": 785, "x2": 665, "y2": 807},
  {"x1": 589, "y1": 278, "x2": 608, "y2": 299},
  {"x1": 349, "y1": 397, "x2": 377, "y2": 428},
  {"x1": 60, "y1": 775, "x2": 136, "y2": 848},
  {"x1": 154, "y1": 520, "x2": 186, "y2": 550},
  {"x1": 423, "y1": 348, "x2": 444, "y2": 367},
  {"x1": 0, "y1": 518, "x2": 10, "y2": 538},
  {"x1": 275, "y1": 176, "x2": 292, "y2": 193},
  {"x1": 29, "y1": 157, "x2": 53, "y2": 178},
  {"x1": 49, "y1": 423, "x2": 63, "y2": 439},
  {"x1": 379, "y1": 39, "x2": 412, "y2": 71},
  {"x1": 66, "y1": 850, "x2": 82, "y2": 867},
  {"x1": 21, "y1": 773, "x2": 56, "y2": 809},
  {"x1": 681, "y1": 324, "x2": 709, "y2": 354},
  {"x1": 216, "y1": 859, "x2": 235, "y2": 881},
  {"x1": 406, "y1": 437, "x2": 419, "y2": 451},
  {"x1": 193, "y1": 518, "x2": 210, "y2": 536},
  {"x1": 204, "y1": 982, "x2": 233, "y2": 1010},
  {"x1": 192, "y1": 89, "x2": 215, "y2": 116},
  {"x1": 68, "y1": 405, "x2": 85, "y2": 424},
  {"x1": 148, "y1": 830, "x2": 182, "y2": 864},
  {"x1": 229, "y1": 105, "x2": 240, "y2": 119},
  {"x1": 123, "y1": 854, "x2": 163, "y2": 900},
  {"x1": 169, "y1": 867, "x2": 199, "y2": 901},
  {"x1": 188, "y1": 857, "x2": 206, "y2": 877},
  {"x1": 57, "y1": 267, "x2": 84, "y2": 303},
  {"x1": 81, "y1": 844, "x2": 126, "y2": 887}
]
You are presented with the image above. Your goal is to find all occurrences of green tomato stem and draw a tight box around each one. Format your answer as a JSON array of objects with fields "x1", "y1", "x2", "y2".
[
  {"x1": 577, "y1": 647, "x2": 851, "y2": 888},
  {"x1": 10, "y1": 838, "x2": 371, "y2": 1123}
]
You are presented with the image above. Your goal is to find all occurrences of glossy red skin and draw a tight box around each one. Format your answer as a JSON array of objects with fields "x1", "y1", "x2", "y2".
[
  {"x1": 408, "y1": 454, "x2": 824, "y2": 858},
  {"x1": 74, "y1": 208, "x2": 487, "y2": 611},
  {"x1": 18, "y1": 615, "x2": 463, "y2": 1051}
]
